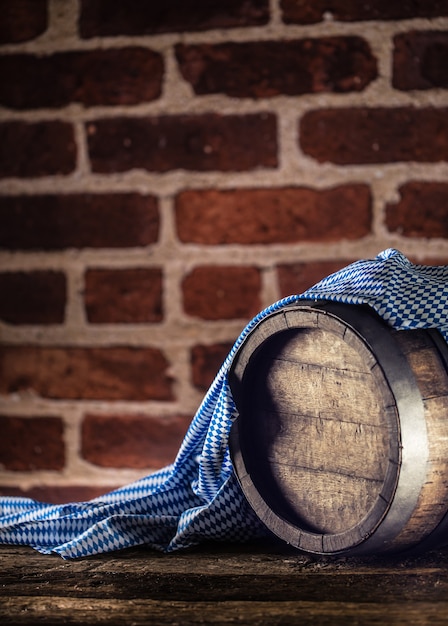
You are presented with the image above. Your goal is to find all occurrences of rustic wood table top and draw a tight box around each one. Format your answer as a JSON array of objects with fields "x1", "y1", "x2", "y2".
[{"x1": 1, "y1": 541, "x2": 447, "y2": 625}]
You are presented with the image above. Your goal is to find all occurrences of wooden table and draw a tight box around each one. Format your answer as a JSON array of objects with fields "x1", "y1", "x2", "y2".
[{"x1": 1, "y1": 541, "x2": 447, "y2": 624}]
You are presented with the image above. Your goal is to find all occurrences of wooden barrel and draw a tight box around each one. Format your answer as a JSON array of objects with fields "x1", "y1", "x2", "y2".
[{"x1": 229, "y1": 301, "x2": 448, "y2": 556}]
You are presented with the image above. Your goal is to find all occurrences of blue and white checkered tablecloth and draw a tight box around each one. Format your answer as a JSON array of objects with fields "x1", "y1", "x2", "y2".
[{"x1": 0, "y1": 248, "x2": 447, "y2": 558}]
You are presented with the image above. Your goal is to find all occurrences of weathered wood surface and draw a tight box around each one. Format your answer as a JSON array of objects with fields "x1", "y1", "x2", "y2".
[
  {"x1": 1, "y1": 542, "x2": 448, "y2": 624},
  {"x1": 230, "y1": 303, "x2": 448, "y2": 556}
]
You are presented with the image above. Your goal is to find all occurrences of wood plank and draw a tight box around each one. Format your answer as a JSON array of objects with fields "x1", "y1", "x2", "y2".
[
  {"x1": 3, "y1": 596, "x2": 448, "y2": 626},
  {"x1": 2, "y1": 544, "x2": 448, "y2": 600},
  {"x1": 2, "y1": 545, "x2": 448, "y2": 624},
  {"x1": 263, "y1": 411, "x2": 391, "y2": 479},
  {"x1": 266, "y1": 463, "x2": 385, "y2": 533},
  {"x1": 262, "y1": 359, "x2": 385, "y2": 421}
]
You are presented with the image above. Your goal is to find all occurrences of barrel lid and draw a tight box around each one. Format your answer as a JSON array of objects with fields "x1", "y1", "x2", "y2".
[{"x1": 229, "y1": 301, "x2": 428, "y2": 555}]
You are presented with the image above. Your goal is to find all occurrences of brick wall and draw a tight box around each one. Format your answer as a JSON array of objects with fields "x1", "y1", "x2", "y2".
[{"x1": 1, "y1": 0, "x2": 448, "y2": 502}]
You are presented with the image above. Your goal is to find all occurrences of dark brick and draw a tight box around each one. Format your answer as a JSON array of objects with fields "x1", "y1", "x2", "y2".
[
  {"x1": 280, "y1": 0, "x2": 448, "y2": 24},
  {"x1": 393, "y1": 31, "x2": 448, "y2": 91},
  {"x1": 0, "y1": 347, "x2": 174, "y2": 401},
  {"x1": 175, "y1": 185, "x2": 372, "y2": 244},
  {"x1": 81, "y1": 413, "x2": 192, "y2": 469},
  {"x1": 0, "y1": 271, "x2": 66, "y2": 325},
  {"x1": 87, "y1": 113, "x2": 277, "y2": 173},
  {"x1": 0, "y1": 48, "x2": 163, "y2": 110},
  {"x1": 300, "y1": 107, "x2": 448, "y2": 164},
  {"x1": 182, "y1": 266, "x2": 262, "y2": 320},
  {"x1": 0, "y1": 415, "x2": 64, "y2": 471},
  {"x1": 0, "y1": 0, "x2": 47, "y2": 44},
  {"x1": 0, "y1": 194, "x2": 159, "y2": 250},
  {"x1": 79, "y1": 0, "x2": 269, "y2": 37},
  {"x1": 277, "y1": 259, "x2": 355, "y2": 297},
  {"x1": 385, "y1": 182, "x2": 448, "y2": 238},
  {"x1": 84, "y1": 268, "x2": 163, "y2": 323},
  {"x1": 191, "y1": 342, "x2": 233, "y2": 391},
  {"x1": 0, "y1": 121, "x2": 76, "y2": 178},
  {"x1": 176, "y1": 38, "x2": 377, "y2": 98},
  {"x1": 0, "y1": 485, "x2": 120, "y2": 503}
]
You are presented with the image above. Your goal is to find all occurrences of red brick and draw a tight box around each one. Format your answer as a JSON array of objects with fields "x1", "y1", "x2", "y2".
[
  {"x1": 0, "y1": 347, "x2": 174, "y2": 401},
  {"x1": 300, "y1": 107, "x2": 448, "y2": 164},
  {"x1": 191, "y1": 343, "x2": 234, "y2": 391},
  {"x1": 385, "y1": 182, "x2": 448, "y2": 238},
  {"x1": 0, "y1": 271, "x2": 66, "y2": 325},
  {"x1": 0, "y1": 0, "x2": 47, "y2": 44},
  {"x1": 280, "y1": 0, "x2": 448, "y2": 24},
  {"x1": 87, "y1": 113, "x2": 277, "y2": 173},
  {"x1": 0, "y1": 121, "x2": 76, "y2": 178},
  {"x1": 411, "y1": 256, "x2": 448, "y2": 266},
  {"x1": 81, "y1": 413, "x2": 192, "y2": 469},
  {"x1": 182, "y1": 266, "x2": 261, "y2": 320},
  {"x1": 0, "y1": 415, "x2": 64, "y2": 471},
  {"x1": 84, "y1": 268, "x2": 163, "y2": 323},
  {"x1": 0, "y1": 485, "x2": 120, "y2": 503},
  {"x1": 176, "y1": 38, "x2": 376, "y2": 98},
  {"x1": 277, "y1": 259, "x2": 355, "y2": 298},
  {"x1": 0, "y1": 48, "x2": 163, "y2": 110},
  {"x1": 175, "y1": 186, "x2": 372, "y2": 244},
  {"x1": 0, "y1": 194, "x2": 159, "y2": 250},
  {"x1": 393, "y1": 31, "x2": 448, "y2": 91},
  {"x1": 79, "y1": 0, "x2": 269, "y2": 37}
]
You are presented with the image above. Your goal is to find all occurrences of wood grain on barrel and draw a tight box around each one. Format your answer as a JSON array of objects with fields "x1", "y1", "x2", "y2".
[
  {"x1": 382, "y1": 331, "x2": 448, "y2": 549},
  {"x1": 230, "y1": 303, "x2": 448, "y2": 555},
  {"x1": 245, "y1": 311, "x2": 400, "y2": 550},
  {"x1": 256, "y1": 325, "x2": 393, "y2": 535}
]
